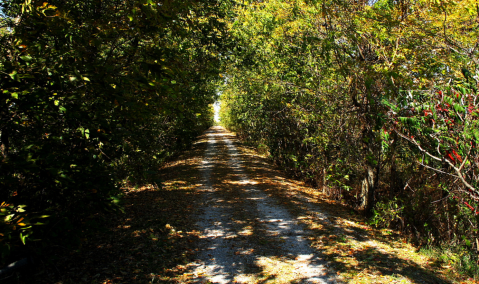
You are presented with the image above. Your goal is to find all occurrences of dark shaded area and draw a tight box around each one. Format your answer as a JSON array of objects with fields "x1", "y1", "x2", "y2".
[{"x1": 1, "y1": 135, "x2": 210, "y2": 284}]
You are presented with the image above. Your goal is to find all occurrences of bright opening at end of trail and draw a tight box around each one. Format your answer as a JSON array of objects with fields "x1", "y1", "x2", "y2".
[{"x1": 214, "y1": 101, "x2": 221, "y2": 123}]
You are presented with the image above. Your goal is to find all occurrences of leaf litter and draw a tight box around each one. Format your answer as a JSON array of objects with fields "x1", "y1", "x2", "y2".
[{"x1": 39, "y1": 127, "x2": 477, "y2": 283}]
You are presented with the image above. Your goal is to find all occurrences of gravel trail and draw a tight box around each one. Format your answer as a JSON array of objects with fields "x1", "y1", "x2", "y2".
[{"x1": 191, "y1": 127, "x2": 335, "y2": 283}]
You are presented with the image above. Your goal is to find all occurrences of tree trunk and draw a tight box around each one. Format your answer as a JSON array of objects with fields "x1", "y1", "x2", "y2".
[
  {"x1": 322, "y1": 167, "x2": 327, "y2": 194},
  {"x1": 360, "y1": 161, "x2": 376, "y2": 214},
  {"x1": 0, "y1": 129, "x2": 9, "y2": 158}
]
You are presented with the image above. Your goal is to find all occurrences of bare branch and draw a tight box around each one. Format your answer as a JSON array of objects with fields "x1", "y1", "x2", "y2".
[{"x1": 444, "y1": 158, "x2": 479, "y2": 196}]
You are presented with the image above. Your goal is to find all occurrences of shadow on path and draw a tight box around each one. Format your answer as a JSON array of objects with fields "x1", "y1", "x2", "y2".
[
  {"x1": 237, "y1": 129, "x2": 451, "y2": 284},
  {"x1": 41, "y1": 127, "x2": 450, "y2": 284},
  {"x1": 190, "y1": 127, "x2": 334, "y2": 283}
]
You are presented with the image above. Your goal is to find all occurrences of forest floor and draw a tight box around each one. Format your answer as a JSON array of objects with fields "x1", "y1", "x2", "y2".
[{"x1": 43, "y1": 127, "x2": 475, "y2": 284}]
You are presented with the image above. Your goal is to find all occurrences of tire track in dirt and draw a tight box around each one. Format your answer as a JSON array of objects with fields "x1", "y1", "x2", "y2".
[{"x1": 190, "y1": 127, "x2": 335, "y2": 283}]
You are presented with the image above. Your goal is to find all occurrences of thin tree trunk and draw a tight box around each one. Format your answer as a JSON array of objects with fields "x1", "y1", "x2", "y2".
[
  {"x1": 0, "y1": 129, "x2": 9, "y2": 158},
  {"x1": 366, "y1": 163, "x2": 376, "y2": 213},
  {"x1": 360, "y1": 177, "x2": 368, "y2": 208},
  {"x1": 360, "y1": 164, "x2": 375, "y2": 212},
  {"x1": 322, "y1": 167, "x2": 327, "y2": 194}
]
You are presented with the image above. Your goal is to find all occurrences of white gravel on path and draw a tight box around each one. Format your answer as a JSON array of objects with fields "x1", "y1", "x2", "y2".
[{"x1": 191, "y1": 127, "x2": 335, "y2": 283}]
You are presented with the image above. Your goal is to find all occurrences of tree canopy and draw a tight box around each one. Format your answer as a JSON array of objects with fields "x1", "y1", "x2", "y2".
[
  {"x1": 1, "y1": 0, "x2": 479, "y2": 278},
  {"x1": 0, "y1": 0, "x2": 230, "y2": 265}
]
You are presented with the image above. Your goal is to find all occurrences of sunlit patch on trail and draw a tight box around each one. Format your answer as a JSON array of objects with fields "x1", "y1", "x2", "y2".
[
  {"x1": 191, "y1": 126, "x2": 334, "y2": 283},
  {"x1": 235, "y1": 256, "x2": 327, "y2": 284}
]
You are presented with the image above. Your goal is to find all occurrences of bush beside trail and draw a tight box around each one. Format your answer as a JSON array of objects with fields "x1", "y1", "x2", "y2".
[{"x1": 220, "y1": 0, "x2": 479, "y2": 278}]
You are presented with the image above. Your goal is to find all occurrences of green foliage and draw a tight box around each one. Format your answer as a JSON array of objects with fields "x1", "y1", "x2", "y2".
[
  {"x1": 386, "y1": 85, "x2": 479, "y2": 201},
  {"x1": 0, "y1": 203, "x2": 49, "y2": 261},
  {"x1": 0, "y1": 0, "x2": 229, "y2": 265},
  {"x1": 221, "y1": 0, "x2": 479, "y2": 278},
  {"x1": 383, "y1": 83, "x2": 479, "y2": 256},
  {"x1": 421, "y1": 245, "x2": 479, "y2": 278},
  {"x1": 370, "y1": 198, "x2": 405, "y2": 229}
]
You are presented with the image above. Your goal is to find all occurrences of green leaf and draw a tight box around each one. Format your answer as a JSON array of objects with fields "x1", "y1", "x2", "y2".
[
  {"x1": 9, "y1": 71, "x2": 17, "y2": 80},
  {"x1": 453, "y1": 103, "x2": 465, "y2": 113},
  {"x1": 20, "y1": 233, "x2": 27, "y2": 245},
  {"x1": 20, "y1": 55, "x2": 32, "y2": 61}
]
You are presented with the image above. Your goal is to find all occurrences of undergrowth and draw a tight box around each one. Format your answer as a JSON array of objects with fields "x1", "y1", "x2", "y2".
[{"x1": 420, "y1": 245, "x2": 479, "y2": 281}]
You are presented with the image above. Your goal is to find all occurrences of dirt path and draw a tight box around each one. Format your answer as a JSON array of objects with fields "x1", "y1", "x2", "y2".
[
  {"x1": 44, "y1": 126, "x2": 460, "y2": 284},
  {"x1": 189, "y1": 127, "x2": 335, "y2": 283}
]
